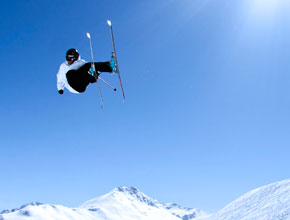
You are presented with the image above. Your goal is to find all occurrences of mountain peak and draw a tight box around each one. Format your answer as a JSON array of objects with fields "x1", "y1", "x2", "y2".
[
  {"x1": 0, "y1": 202, "x2": 42, "y2": 214},
  {"x1": 111, "y1": 186, "x2": 160, "y2": 207},
  {"x1": 115, "y1": 186, "x2": 140, "y2": 194}
]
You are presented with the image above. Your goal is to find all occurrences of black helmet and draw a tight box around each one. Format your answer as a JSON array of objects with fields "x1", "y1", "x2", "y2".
[{"x1": 66, "y1": 48, "x2": 79, "y2": 61}]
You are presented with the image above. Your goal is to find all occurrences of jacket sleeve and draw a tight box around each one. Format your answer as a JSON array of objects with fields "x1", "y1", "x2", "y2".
[{"x1": 56, "y1": 65, "x2": 66, "y2": 91}]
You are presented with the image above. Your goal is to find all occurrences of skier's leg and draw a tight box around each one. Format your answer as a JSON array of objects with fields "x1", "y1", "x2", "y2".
[
  {"x1": 76, "y1": 63, "x2": 97, "y2": 82},
  {"x1": 66, "y1": 68, "x2": 94, "y2": 93},
  {"x1": 77, "y1": 63, "x2": 92, "y2": 74},
  {"x1": 92, "y1": 62, "x2": 112, "y2": 73},
  {"x1": 76, "y1": 62, "x2": 99, "y2": 80}
]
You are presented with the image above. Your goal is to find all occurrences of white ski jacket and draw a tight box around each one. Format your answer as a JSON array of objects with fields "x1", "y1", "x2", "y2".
[{"x1": 56, "y1": 59, "x2": 86, "y2": 94}]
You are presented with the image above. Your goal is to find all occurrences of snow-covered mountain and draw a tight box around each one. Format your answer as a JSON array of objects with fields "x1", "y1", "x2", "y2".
[
  {"x1": 0, "y1": 186, "x2": 206, "y2": 220},
  {"x1": 2, "y1": 180, "x2": 290, "y2": 220},
  {"x1": 198, "y1": 179, "x2": 290, "y2": 220}
]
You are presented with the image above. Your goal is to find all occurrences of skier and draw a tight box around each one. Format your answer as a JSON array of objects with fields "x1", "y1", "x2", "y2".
[{"x1": 56, "y1": 48, "x2": 113, "y2": 94}]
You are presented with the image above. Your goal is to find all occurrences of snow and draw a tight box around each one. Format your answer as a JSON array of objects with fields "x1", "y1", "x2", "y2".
[
  {"x1": 2, "y1": 180, "x2": 290, "y2": 220},
  {"x1": 1, "y1": 186, "x2": 205, "y2": 220},
  {"x1": 162, "y1": 203, "x2": 207, "y2": 220},
  {"x1": 197, "y1": 179, "x2": 290, "y2": 220}
]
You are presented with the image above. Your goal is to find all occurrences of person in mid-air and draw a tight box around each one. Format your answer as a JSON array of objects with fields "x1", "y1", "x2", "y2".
[{"x1": 56, "y1": 48, "x2": 113, "y2": 94}]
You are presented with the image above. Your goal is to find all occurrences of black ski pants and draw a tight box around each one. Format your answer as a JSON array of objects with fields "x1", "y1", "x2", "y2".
[{"x1": 66, "y1": 62, "x2": 112, "y2": 93}]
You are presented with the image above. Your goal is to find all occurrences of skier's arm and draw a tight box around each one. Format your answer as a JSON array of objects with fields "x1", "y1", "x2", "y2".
[{"x1": 56, "y1": 66, "x2": 66, "y2": 94}]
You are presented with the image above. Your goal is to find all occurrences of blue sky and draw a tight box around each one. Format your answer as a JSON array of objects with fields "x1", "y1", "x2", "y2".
[{"x1": 1, "y1": 0, "x2": 290, "y2": 213}]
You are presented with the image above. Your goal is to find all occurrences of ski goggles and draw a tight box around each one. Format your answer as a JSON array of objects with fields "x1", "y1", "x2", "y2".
[{"x1": 66, "y1": 55, "x2": 76, "y2": 61}]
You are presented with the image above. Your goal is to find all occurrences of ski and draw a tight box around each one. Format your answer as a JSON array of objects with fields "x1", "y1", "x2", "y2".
[
  {"x1": 107, "y1": 20, "x2": 125, "y2": 102},
  {"x1": 86, "y1": 32, "x2": 104, "y2": 109}
]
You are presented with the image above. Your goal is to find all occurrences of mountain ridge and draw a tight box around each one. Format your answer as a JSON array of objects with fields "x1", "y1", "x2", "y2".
[
  {"x1": 1, "y1": 186, "x2": 205, "y2": 220},
  {"x1": 2, "y1": 179, "x2": 290, "y2": 220}
]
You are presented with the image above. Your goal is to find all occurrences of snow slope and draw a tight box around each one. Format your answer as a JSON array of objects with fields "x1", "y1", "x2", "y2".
[
  {"x1": 197, "y1": 179, "x2": 290, "y2": 220},
  {"x1": 2, "y1": 180, "x2": 290, "y2": 220},
  {"x1": 81, "y1": 186, "x2": 206, "y2": 220},
  {"x1": 1, "y1": 186, "x2": 205, "y2": 220}
]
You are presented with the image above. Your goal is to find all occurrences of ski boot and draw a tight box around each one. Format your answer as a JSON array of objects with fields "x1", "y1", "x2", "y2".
[
  {"x1": 88, "y1": 66, "x2": 95, "y2": 75},
  {"x1": 109, "y1": 53, "x2": 117, "y2": 74},
  {"x1": 88, "y1": 64, "x2": 99, "y2": 80}
]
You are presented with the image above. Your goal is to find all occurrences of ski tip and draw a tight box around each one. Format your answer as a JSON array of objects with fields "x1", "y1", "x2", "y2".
[
  {"x1": 107, "y1": 20, "x2": 112, "y2": 26},
  {"x1": 86, "y1": 32, "x2": 91, "y2": 39}
]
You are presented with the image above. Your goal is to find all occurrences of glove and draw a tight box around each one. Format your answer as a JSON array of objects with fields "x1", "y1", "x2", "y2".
[{"x1": 58, "y1": 90, "x2": 64, "y2": 94}]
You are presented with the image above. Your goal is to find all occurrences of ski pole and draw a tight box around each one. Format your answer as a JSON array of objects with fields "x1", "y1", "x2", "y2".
[
  {"x1": 98, "y1": 76, "x2": 117, "y2": 91},
  {"x1": 86, "y1": 32, "x2": 104, "y2": 108},
  {"x1": 96, "y1": 75, "x2": 104, "y2": 108}
]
